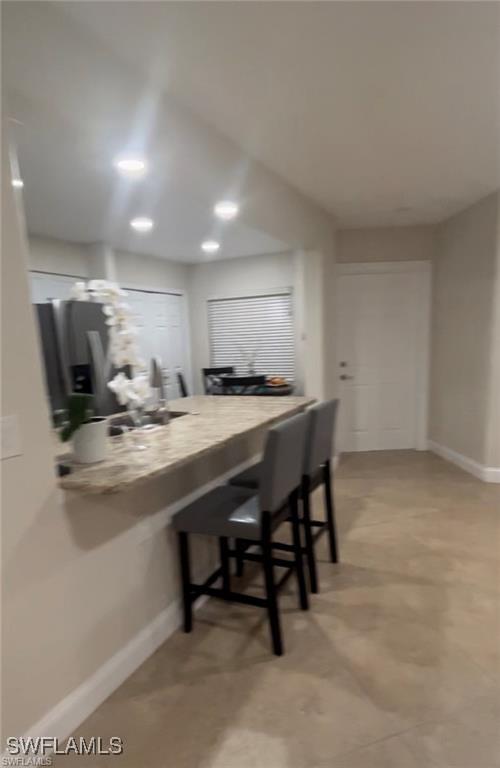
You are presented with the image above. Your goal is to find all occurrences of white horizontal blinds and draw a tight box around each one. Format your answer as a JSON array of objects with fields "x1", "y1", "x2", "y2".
[{"x1": 208, "y1": 293, "x2": 295, "y2": 379}]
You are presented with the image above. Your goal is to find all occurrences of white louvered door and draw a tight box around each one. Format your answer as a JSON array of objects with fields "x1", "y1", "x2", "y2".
[{"x1": 207, "y1": 293, "x2": 295, "y2": 379}]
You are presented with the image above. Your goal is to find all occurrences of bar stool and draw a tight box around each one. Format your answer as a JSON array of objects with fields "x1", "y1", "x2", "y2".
[
  {"x1": 230, "y1": 399, "x2": 339, "y2": 593},
  {"x1": 172, "y1": 412, "x2": 309, "y2": 656}
]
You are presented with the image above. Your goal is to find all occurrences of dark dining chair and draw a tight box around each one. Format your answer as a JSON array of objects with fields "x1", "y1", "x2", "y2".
[
  {"x1": 202, "y1": 366, "x2": 235, "y2": 394},
  {"x1": 172, "y1": 412, "x2": 310, "y2": 656},
  {"x1": 177, "y1": 371, "x2": 189, "y2": 398},
  {"x1": 229, "y1": 399, "x2": 340, "y2": 593},
  {"x1": 220, "y1": 374, "x2": 266, "y2": 395}
]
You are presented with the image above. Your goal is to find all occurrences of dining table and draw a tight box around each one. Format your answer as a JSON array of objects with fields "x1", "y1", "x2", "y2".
[{"x1": 216, "y1": 374, "x2": 294, "y2": 396}]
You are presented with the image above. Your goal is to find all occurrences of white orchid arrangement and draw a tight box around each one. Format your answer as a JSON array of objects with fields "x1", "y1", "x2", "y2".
[{"x1": 70, "y1": 279, "x2": 150, "y2": 408}]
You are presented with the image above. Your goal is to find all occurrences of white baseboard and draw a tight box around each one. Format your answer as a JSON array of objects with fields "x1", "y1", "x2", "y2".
[
  {"x1": 427, "y1": 440, "x2": 500, "y2": 483},
  {"x1": 12, "y1": 454, "x2": 260, "y2": 753},
  {"x1": 482, "y1": 465, "x2": 500, "y2": 483},
  {"x1": 22, "y1": 600, "x2": 182, "y2": 747}
]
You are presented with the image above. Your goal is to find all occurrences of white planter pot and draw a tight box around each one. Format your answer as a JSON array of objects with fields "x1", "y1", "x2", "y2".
[{"x1": 72, "y1": 417, "x2": 108, "y2": 464}]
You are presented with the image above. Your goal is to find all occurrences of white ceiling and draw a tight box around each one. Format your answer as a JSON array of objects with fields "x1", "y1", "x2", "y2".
[
  {"x1": 3, "y1": 0, "x2": 500, "y2": 251},
  {"x1": 2, "y1": 4, "x2": 288, "y2": 264},
  {"x1": 62, "y1": 1, "x2": 500, "y2": 227},
  {"x1": 12, "y1": 112, "x2": 286, "y2": 263}
]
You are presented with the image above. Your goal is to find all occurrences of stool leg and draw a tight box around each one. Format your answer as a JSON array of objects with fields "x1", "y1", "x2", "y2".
[
  {"x1": 290, "y1": 491, "x2": 309, "y2": 610},
  {"x1": 302, "y1": 476, "x2": 319, "y2": 593},
  {"x1": 323, "y1": 460, "x2": 339, "y2": 563},
  {"x1": 219, "y1": 537, "x2": 231, "y2": 597},
  {"x1": 235, "y1": 538, "x2": 245, "y2": 577},
  {"x1": 262, "y1": 513, "x2": 283, "y2": 656},
  {"x1": 178, "y1": 532, "x2": 193, "y2": 632}
]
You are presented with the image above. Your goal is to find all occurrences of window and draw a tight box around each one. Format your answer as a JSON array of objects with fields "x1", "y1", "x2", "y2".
[{"x1": 208, "y1": 292, "x2": 295, "y2": 379}]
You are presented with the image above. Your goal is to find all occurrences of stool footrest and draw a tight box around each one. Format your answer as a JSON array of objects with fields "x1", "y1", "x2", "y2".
[
  {"x1": 228, "y1": 549, "x2": 295, "y2": 570},
  {"x1": 276, "y1": 567, "x2": 294, "y2": 591},
  {"x1": 201, "y1": 566, "x2": 223, "y2": 589},
  {"x1": 190, "y1": 583, "x2": 267, "y2": 608}
]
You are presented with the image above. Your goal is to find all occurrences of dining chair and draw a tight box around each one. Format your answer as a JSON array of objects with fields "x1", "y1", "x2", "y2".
[
  {"x1": 220, "y1": 374, "x2": 266, "y2": 395},
  {"x1": 202, "y1": 366, "x2": 235, "y2": 394},
  {"x1": 177, "y1": 371, "x2": 189, "y2": 398},
  {"x1": 229, "y1": 399, "x2": 340, "y2": 593},
  {"x1": 172, "y1": 412, "x2": 309, "y2": 656}
]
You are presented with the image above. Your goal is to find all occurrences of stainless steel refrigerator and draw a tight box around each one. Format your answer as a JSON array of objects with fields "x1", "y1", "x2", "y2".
[{"x1": 35, "y1": 300, "x2": 120, "y2": 416}]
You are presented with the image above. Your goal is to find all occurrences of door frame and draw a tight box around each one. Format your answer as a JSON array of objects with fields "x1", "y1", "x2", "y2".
[{"x1": 336, "y1": 260, "x2": 432, "y2": 451}]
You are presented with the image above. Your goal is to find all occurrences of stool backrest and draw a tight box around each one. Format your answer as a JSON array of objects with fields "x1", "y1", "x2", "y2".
[
  {"x1": 304, "y1": 399, "x2": 339, "y2": 476},
  {"x1": 259, "y1": 412, "x2": 309, "y2": 512}
]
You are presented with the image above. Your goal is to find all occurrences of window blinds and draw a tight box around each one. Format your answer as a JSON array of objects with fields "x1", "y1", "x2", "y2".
[{"x1": 207, "y1": 292, "x2": 295, "y2": 379}]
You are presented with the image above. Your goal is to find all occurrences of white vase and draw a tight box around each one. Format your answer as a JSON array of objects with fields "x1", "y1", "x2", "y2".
[{"x1": 72, "y1": 417, "x2": 108, "y2": 464}]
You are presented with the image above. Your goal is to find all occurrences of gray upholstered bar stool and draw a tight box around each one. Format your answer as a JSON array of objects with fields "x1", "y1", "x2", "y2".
[
  {"x1": 230, "y1": 399, "x2": 339, "y2": 594},
  {"x1": 172, "y1": 412, "x2": 309, "y2": 656}
]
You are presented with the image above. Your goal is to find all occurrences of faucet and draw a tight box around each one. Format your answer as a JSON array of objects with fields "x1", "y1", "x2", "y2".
[{"x1": 150, "y1": 357, "x2": 170, "y2": 424}]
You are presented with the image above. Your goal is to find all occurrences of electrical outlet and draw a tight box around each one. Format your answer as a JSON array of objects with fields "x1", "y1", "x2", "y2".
[{"x1": 1, "y1": 415, "x2": 22, "y2": 460}]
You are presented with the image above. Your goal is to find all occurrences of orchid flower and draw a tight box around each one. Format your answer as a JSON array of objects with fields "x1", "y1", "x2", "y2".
[
  {"x1": 71, "y1": 278, "x2": 151, "y2": 407},
  {"x1": 70, "y1": 281, "x2": 89, "y2": 301}
]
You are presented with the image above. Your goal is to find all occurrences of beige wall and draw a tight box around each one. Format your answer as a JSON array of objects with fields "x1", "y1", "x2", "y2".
[
  {"x1": 337, "y1": 225, "x2": 436, "y2": 263},
  {"x1": 28, "y1": 236, "x2": 190, "y2": 293},
  {"x1": 28, "y1": 235, "x2": 90, "y2": 277},
  {"x1": 485, "y1": 204, "x2": 500, "y2": 468},
  {"x1": 429, "y1": 192, "x2": 499, "y2": 466},
  {"x1": 2, "y1": 137, "x2": 60, "y2": 738},
  {"x1": 114, "y1": 249, "x2": 189, "y2": 293},
  {"x1": 187, "y1": 252, "x2": 296, "y2": 393}
]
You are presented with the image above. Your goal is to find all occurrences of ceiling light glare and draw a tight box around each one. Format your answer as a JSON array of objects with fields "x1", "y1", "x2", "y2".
[
  {"x1": 130, "y1": 217, "x2": 154, "y2": 233},
  {"x1": 201, "y1": 240, "x2": 220, "y2": 254},
  {"x1": 214, "y1": 200, "x2": 239, "y2": 220},
  {"x1": 11, "y1": 178, "x2": 24, "y2": 189},
  {"x1": 115, "y1": 157, "x2": 147, "y2": 178}
]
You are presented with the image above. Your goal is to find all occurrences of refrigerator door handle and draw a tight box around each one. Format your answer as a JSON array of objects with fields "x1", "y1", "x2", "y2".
[
  {"x1": 87, "y1": 330, "x2": 112, "y2": 416},
  {"x1": 51, "y1": 299, "x2": 71, "y2": 397}
]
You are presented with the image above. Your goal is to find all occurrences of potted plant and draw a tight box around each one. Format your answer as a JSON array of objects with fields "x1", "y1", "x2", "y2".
[{"x1": 60, "y1": 393, "x2": 108, "y2": 464}]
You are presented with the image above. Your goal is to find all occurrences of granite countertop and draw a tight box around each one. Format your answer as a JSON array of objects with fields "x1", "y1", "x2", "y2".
[{"x1": 58, "y1": 395, "x2": 314, "y2": 495}]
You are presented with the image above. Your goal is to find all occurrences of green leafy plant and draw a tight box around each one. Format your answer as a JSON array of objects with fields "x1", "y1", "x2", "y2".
[{"x1": 60, "y1": 393, "x2": 94, "y2": 442}]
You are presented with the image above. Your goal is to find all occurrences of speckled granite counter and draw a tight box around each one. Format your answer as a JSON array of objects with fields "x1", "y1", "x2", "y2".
[{"x1": 58, "y1": 395, "x2": 314, "y2": 495}]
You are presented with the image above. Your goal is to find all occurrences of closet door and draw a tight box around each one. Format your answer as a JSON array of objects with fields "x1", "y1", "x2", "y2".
[{"x1": 126, "y1": 289, "x2": 189, "y2": 400}]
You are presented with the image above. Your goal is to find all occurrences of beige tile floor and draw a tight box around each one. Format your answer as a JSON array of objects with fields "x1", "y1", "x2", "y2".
[{"x1": 54, "y1": 451, "x2": 500, "y2": 768}]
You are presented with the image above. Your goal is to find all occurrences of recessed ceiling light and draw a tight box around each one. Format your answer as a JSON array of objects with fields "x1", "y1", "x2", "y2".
[
  {"x1": 130, "y1": 217, "x2": 154, "y2": 233},
  {"x1": 201, "y1": 240, "x2": 220, "y2": 254},
  {"x1": 214, "y1": 200, "x2": 239, "y2": 220},
  {"x1": 115, "y1": 157, "x2": 147, "y2": 178},
  {"x1": 12, "y1": 178, "x2": 24, "y2": 189}
]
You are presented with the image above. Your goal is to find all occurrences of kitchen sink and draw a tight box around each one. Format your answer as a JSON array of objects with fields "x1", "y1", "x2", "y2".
[{"x1": 108, "y1": 410, "x2": 188, "y2": 436}]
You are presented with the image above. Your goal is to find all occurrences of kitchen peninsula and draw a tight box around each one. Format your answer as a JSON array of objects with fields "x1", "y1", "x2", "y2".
[{"x1": 59, "y1": 395, "x2": 314, "y2": 495}]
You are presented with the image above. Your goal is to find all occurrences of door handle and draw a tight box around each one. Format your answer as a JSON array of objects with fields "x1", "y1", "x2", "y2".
[{"x1": 340, "y1": 374, "x2": 354, "y2": 380}]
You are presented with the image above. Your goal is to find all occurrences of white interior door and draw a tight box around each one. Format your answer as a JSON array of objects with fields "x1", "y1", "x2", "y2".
[{"x1": 336, "y1": 263, "x2": 430, "y2": 452}]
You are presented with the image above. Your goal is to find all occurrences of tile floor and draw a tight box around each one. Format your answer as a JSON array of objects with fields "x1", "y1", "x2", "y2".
[{"x1": 54, "y1": 451, "x2": 500, "y2": 767}]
